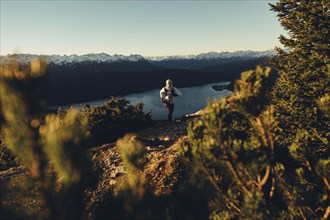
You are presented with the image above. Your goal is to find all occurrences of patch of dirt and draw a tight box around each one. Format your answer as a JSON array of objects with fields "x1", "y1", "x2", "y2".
[
  {"x1": 143, "y1": 136, "x2": 187, "y2": 196},
  {"x1": 86, "y1": 120, "x2": 189, "y2": 212},
  {"x1": 0, "y1": 119, "x2": 192, "y2": 219}
]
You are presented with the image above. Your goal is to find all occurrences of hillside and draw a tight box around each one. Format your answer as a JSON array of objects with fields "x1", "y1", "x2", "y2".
[
  {"x1": 0, "y1": 118, "x2": 191, "y2": 219},
  {"x1": 47, "y1": 58, "x2": 268, "y2": 105}
]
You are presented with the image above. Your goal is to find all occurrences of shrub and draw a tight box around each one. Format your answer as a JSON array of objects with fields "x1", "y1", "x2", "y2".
[
  {"x1": 0, "y1": 58, "x2": 97, "y2": 219},
  {"x1": 80, "y1": 97, "x2": 152, "y2": 145},
  {"x1": 181, "y1": 67, "x2": 280, "y2": 219}
]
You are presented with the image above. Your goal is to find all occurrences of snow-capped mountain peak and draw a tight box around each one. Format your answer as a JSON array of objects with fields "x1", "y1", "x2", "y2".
[
  {"x1": 146, "y1": 49, "x2": 277, "y2": 61},
  {"x1": 0, "y1": 53, "x2": 145, "y2": 65},
  {"x1": 0, "y1": 50, "x2": 277, "y2": 65}
]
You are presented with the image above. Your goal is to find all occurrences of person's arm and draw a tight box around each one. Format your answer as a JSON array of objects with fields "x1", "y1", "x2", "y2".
[
  {"x1": 173, "y1": 87, "x2": 182, "y2": 96},
  {"x1": 160, "y1": 88, "x2": 167, "y2": 102}
]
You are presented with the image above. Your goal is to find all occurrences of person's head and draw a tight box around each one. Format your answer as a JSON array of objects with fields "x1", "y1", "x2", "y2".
[{"x1": 166, "y1": 79, "x2": 173, "y2": 88}]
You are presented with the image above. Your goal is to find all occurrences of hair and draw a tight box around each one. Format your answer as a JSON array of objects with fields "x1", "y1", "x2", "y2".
[{"x1": 166, "y1": 79, "x2": 173, "y2": 87}]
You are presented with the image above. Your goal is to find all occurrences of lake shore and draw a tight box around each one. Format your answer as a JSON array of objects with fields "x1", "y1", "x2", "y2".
[{"x1": 49, "y1": 81, "x2": 232, "y2": 120}]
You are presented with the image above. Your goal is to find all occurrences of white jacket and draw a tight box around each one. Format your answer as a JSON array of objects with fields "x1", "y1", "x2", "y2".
[{"x1": 160, "y1": 86, "x2": 182, "y2": 104}]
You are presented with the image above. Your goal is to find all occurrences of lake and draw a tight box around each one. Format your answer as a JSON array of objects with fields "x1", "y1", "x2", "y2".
[{"x1": 86, "y1": 81, "x2": 232, "y2": 120}]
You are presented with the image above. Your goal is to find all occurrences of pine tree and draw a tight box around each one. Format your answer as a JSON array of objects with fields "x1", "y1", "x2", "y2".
[
  {"x1": 269, "y1": 0, "x2": 330, "y2": 155},
  {"x1": 181, "y1": 1, "x2": 329, "y2": 219},
  {"x1": 269, "y1": 1, "x2": 330, "y2": 218}
]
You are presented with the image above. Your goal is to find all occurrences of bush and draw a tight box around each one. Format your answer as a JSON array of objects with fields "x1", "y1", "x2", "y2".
[
  {"x1": 0, "y1": 58, "x2": 97, "y2": 219},
  {"x1": 181, "y1": 67, "x2": 280, "y2": 219},
  {"x1": 80, "y1": 97, "x2": 152, "y2": 145}
]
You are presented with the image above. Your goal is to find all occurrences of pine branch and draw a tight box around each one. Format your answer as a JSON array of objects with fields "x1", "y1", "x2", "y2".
[
  {"x1": 323, "y1": 177, "x2": 330, "y2": 191},
  {"x1": 225, "y1": 160, "x2": 249, "y2": 194},
  {"x1": 258, "y1": 165, "x2": 271, "y2": 191},
  {"x1": 201, "y1": 166, "x2": 243, "y2": 217},
  {"x1": 324, "y1": 206, "x2": 330, "y2": 220},
  {"x1": 298, "y1": 207, "x2": 308, "y2": 220}
]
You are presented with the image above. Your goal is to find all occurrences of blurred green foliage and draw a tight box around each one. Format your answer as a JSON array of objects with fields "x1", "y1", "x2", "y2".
[
  {"x1": 0, "y1": 58, "x2": 152, "y2": 219},
  {"x1": 0, "y1": 58, "x2": 97, "y2": 219}
]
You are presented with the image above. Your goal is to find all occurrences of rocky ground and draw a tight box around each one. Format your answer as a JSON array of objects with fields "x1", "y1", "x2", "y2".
[{"x1": 0, "y1": 118, "x2": 193, "y2": 219}]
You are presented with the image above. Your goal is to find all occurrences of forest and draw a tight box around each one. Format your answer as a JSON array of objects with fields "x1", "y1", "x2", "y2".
[{"x1": 0, "y1": 1, "x2": 329, "y2": 219}]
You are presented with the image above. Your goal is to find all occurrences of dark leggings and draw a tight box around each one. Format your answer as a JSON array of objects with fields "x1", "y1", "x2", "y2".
[{"x1": 163, "y1": 102, "x2": 174, "y2": 121}]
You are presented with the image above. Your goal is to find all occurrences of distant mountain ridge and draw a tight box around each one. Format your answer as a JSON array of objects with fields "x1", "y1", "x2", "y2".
[
  {"x1": 146, "y1": 49, "x2": 276, "y2": 69},
  {"x1": 146, "y1": 49, "x2": 276, "y2": 61},
  {"x1": 0, "y1": 53, "x2": 145, "y2": 65},
  {"x1": 0, "y1": 49, "x2": 276, "y2": 66}
]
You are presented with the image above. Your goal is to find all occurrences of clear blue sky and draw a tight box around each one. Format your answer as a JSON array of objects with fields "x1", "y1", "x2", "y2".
[{"x1": 0, "y1": 0, "x2": 284, "y2": 56}]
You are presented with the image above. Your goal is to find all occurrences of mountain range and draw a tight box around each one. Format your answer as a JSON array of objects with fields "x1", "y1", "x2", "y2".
[
  {"x1": 147, "y1": 49, "x2": 276, "y2": 60},
  {"x1": 0, "y1": 49, "x2": 276, "y2": 66},
  {"x1": 0, "y1": 50, "x2": 277, "y2": 105}
]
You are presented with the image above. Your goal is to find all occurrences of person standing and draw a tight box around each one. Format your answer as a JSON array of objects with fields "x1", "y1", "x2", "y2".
[{"x1": 160, "y1": 79, "x2": 182, "y2": 121}]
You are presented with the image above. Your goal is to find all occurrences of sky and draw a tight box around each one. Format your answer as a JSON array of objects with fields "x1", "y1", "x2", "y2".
[{"x1": 0, "y1": 0, "x2": 285, "y2": 57}]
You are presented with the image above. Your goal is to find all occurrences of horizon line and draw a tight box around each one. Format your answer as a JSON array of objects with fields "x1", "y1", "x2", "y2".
[{"x1": 0, "y1": 48, "x2": 277, "y2": 58}]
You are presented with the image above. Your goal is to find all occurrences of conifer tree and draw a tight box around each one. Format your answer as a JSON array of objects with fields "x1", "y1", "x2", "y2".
[
  {"x1": 269, "y1": 0, "x2": 329, "y2": 154},
  {"x1": 182, "y1": 1, "x2": 329, "y2": 219},
  {"x1": 269, "y1": 1, "x2": 330, "y2": 218}
]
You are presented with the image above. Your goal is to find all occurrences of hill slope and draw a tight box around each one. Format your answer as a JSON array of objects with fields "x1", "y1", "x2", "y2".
[{"x1": 0, "y1": 119, "x2": 191, "y2": 218}]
